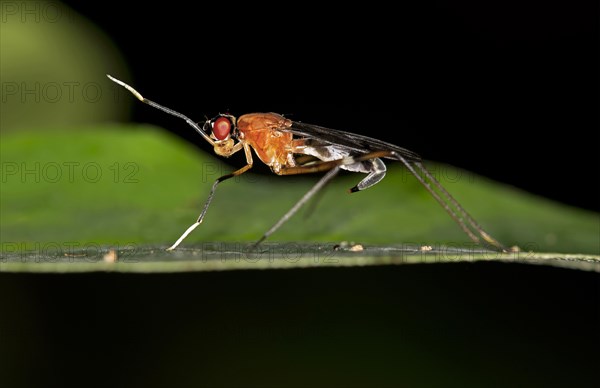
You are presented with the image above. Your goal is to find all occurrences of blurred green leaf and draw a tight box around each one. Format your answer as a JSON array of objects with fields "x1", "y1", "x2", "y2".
[
  {"x1": 0, "y1": 1, "x2": 129, "y2": 132},
  {"x1": 1, "y1": 125, "x2": 598, "y2": 271}
]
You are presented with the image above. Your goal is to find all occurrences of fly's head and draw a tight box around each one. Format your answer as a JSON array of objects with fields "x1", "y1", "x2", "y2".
[{"x1": 207, "y1": 113, "x2": 237, "y2": 157}]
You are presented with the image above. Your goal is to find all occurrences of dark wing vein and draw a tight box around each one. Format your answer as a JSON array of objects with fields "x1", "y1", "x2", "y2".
[{"x1": 287, "y1": 121, "x2": 422, "y2": 162}]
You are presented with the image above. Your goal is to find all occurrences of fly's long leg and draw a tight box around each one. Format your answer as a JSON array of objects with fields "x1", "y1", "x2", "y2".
[
  {"x1": 253, "y1": 167, "x2": 341, "y2": 247},
  {"x1": 392, "y1": 152, "x2": 507, "y2": 252},
  {"x1": 302, "y1": 182, "x2": 328, "y2": 220},
  {"x1": 297, "y1": 148, "x2": 507, "y2": 251},
  {"x1": 166, "y1": 163, "x2": 253, "y2": 251},
  {"x1": 253, "y1": 150, "x2": 391, "y2": 246},
  {"x1": 167, "y1": 145, "x2": 254, "y2": 251}
]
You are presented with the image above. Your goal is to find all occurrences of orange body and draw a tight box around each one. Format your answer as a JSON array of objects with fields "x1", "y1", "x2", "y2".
[{"x1": 236, "y1": 113, "x2": 298, "y2": 173}]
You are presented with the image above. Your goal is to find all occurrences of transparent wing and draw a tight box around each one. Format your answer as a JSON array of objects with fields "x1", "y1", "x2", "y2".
[{"x1": 286, "y1": 121, "x2": 422, "y2": 162}]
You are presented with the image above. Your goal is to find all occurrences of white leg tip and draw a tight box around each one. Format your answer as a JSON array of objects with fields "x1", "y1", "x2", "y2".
[{"x1": 165, "y1": 222, "x2": 201, "y2": 251}]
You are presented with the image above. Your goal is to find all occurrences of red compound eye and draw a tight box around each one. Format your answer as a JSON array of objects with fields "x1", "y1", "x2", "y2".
[{"x1": 213, "y1": 116, "x2": 231, "y2": 140}]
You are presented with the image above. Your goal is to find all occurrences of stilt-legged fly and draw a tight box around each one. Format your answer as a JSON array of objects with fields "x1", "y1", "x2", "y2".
[{"x1": 107, "y1": 75, "x2": 507, "y2": 252}]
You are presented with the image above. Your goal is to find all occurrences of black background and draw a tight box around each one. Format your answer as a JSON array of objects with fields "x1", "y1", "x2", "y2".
[
  {"x1": 1, "y1": 2, "x2": 598, "y2": 387},
  {"x1": 70, "y1": 1, "x2": 597, "y2": 211}
]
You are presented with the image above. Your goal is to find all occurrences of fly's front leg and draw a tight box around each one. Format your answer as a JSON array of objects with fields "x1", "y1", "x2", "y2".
[{"x1": 167, "y1": 143, "x2": 252, "y2": 251}]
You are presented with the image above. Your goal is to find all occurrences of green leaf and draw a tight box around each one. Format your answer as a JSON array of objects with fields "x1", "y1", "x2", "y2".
[
  {"x1": 1, "y1": 244, "x2": 598, "y2": 273},
  {"x1": 1, "y1": 125, "x2": 598, "y2": 272},
  {"x1": 1, "y1": 4, "x2": 129, "y2": 132}
]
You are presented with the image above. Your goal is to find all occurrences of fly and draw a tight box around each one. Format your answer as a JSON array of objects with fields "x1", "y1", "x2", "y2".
[{"x1": 107, "y1": 75, "x2": 507, "y2": 252}]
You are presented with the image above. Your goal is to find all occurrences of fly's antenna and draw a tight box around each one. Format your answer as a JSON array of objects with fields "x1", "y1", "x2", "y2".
[{"x1": 107, "y1": 74, "x2": 214, "y2": 145}]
